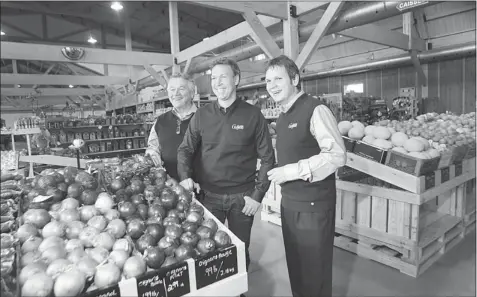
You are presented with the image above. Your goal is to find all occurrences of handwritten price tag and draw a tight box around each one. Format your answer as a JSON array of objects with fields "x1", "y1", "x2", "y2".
[
  {"x1": 136, "y1": 261, "x2": 190, "y2": 297},
  {"x1": 82, "y1": 284, "x2": 120, "y2": 297},
  {"x1": 195, "y1": 245, "x2": 238, "y2": 289}
]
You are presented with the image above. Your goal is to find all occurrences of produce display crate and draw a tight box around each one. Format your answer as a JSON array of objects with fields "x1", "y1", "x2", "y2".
[
  {"x1": 342, "y1": 136, "x2": 356, "y2": 152},
  {"x1": 352, "y1": 141, "x2": 387, "y2": 164},
  {"x1": 438, "y1": 145, "x2": 469, "y2": 169},
  {"x1": 260, "y1": 154, "x2": 476, "y2": 278},
  {"x1": 87, "y1": 198, "x2": 248, "y2": 297},
  {"x1": 385, "y1": 150, "x2": 440, "y2": 176},
  {"x1": 464, "y1": 143, "x2": 476, "y2": 159}
]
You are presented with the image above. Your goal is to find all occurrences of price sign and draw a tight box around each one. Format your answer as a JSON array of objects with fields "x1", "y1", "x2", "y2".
[
  {"x1": 136, "y1": 261, "x2": 190, "y2": 297},
  {"x1": 195, "y1": 245, "x2": 238, "y2": 289},
  {"x1": 82, "y1": 284, "x2": 120, "y2": 297}
]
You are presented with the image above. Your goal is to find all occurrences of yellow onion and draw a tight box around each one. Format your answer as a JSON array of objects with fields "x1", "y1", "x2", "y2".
[
  {"x1": 94, "y1": 263, "x2": 121, "y2": 289},
  {"x1": 42, "y1": 221, "x2": 66, "y2": 238},
  {"x1": 76, "y1": 256, "x2": 98, "y2": 279},
  {"x1": 21, "y1": 237, "x2": 43, "y2": 254},
  {"x1": 19, "y1": 262, "x2": 48, "y2": 286},
  {"x1": 46, "y1": 259, "x2": 72, "y2": 280},
  {"x1": 21, "y1": 273, "x2": 54, "y2": 297},
  {"x1": 54, "y1": 269, "x2": 86, "y2": 297}
]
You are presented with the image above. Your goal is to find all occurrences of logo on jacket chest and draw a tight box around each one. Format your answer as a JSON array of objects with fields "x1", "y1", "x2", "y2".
[
  {"x1": 288, "y1": 122, "x2": 298, "y2": 129},
  {"x1": 232, "y1": 124, "x2": 244, "y2": 130}
]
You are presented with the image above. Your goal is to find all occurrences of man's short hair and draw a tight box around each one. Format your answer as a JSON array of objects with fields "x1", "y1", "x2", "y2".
[
  {"x1": 210, "y1": 58, "x2": 241, "y2": 83},
  {"x1": 266, "y1": 55, "x2": 301, "y2": 91},
  {"x1": 168, "y1": 72, "x2": 196, "y2": 93}
]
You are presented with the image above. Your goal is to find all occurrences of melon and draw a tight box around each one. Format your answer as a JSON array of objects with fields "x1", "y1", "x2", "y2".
[
  {"x1": 373, "y1": 127, "x2": 392, "y2": 140},
  {"x1": 348, "y1": 127, "x2": 365, "y2": 140},
  {"x1": 412, "y1": 137, "x2": 430, "y2": 150},
  {"x1": 404, "y1": 138, "x2": 425, "y2": 152},
  {"x1": 364, "y1": 125, "x2": 375, "y2": 136},
  {"x1": 391, "y1": 132, "x2": 409, "y2": 147},
  {"x1": 392, "y1": 147, "x2": 408, "y2": 154},
  {"x1": 373, "y1": 139, "x2": 393, "y2": 150},
  {"x1": 388, "y1": 127, "x2": 396, "y2": 134},
  {"x1": 351, "y1": 121, "x2": 365, "y2": 131},
  {"x1": 338, "y1": 121, "x2": 352, "y2": 136},
  {"x1": 362, "y1": 135, "x2": 375, "y2": 144}
]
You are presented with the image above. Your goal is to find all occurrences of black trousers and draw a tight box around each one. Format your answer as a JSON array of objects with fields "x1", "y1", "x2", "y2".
[
  {"x1": 201, "y1": 190, "x2": 254, "y2": 270},
  {"x1": 281, "y1": 203, "x2": 336, "y2": 297}
]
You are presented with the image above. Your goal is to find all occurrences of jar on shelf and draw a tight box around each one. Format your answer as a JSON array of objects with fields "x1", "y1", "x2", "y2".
[
  {"x1": 126, "y1": 140, "x2": 132, "y2": 149},
  {"x1": 100, "y1": 142, "x2": 106, "y2": 152},
  {"x1": 106, "y1": 141, "x2": 113, "y2": 151}
]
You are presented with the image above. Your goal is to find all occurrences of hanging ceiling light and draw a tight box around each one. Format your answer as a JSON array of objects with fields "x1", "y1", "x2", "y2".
[
  {"x1": 87, "y1": 36, "x2": 97, "y2": 44},
  {"x1": 69, "y1": 85, "x2": 74, "y2": 88},
  {"x1": 0, "y1": 30, "x2": 5, "y2": 36},
  {"x1": 111, "y1": 2, "x2": 123, "y2": 11}
]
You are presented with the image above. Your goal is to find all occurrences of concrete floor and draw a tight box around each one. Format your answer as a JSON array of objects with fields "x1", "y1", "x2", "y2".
[{"x1": 245, "y1": 212, "x2": 476, "y2": 297}]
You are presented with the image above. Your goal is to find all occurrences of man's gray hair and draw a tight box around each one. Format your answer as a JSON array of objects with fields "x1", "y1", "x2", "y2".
[{"x1": 168, "y1": 72, "x2": 196, "y2": 93}]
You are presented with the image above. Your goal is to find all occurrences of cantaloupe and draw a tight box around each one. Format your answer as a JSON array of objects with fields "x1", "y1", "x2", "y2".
[
  {"x1": 404, "y1": 138, "x2": 425, "y2": 152},
  {"x1": 364, "y1": 125, "x2": 375, "y2": 136},
  {"x1": 373, "y1": 139, "x2": 393, "y2": 150},
  {"x1": 392, "y1": 146, "x2": 408, "y2": 154},
  {"x1": 362, "y1": 135, "x2": 375, "y2": 144},
  {"x1": 373, "y1": 126, "x2": 392, "y2": 140},
  {"x1": 351, "y1": 121, "x2": 365, "y2": 131},
  {"x1": 391, "y1": 132, "x2": 408, "y2": 147},
  {"x1": 348, "y1": 127, "x2": 365, "y2": 140},
  {"x1": 338, "y1": 121, "x2": 352, "y2": 136},
  {"x1": 412, "y1": 137, "x2": 430, "y2": 150}
]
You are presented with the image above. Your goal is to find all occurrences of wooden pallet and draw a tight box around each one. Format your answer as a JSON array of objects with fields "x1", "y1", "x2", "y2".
[{"x1": 335, "y1": 217, "x2": 466, "y2": 277}]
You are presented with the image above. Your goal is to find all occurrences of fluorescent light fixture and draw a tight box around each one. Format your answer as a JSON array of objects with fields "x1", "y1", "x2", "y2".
[
  {"x1": 17, "y1": 84, "x2": 21, "y2": 88},
  {"x1": 111, "y1": 2, "x2": 123, "y2": 11},
  {"x1": 0, "y1": 31, "x2": 5, "y2": 36},
  {"x1": 69, "y1": 85, "x2": 74, "y2": 88},
  {"x1": 87, "y1": 36, "x2": 97, "y2": 44}
]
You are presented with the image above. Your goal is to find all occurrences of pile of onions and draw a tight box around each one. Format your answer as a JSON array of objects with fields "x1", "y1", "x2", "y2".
[
  {"x1": 23, "y1": 209, "x2": 51, "y2": 229},
  {"x1": 21, "y1": 237, "x2": 43, "y2": 254},
  {"x1": 108, "y1": 250, "x2": 128, "y2": 269},
  {"x1": 104, "y1": 209, "x2": 120, "y2": 221},
  {"x1": 54, "y1": 269, "x2": 86, "y2": 297},
  {"x1": 106, "y1": 219, "x2": 126, "y2": 239},
  {"x1": 87, "y1": 247, "x2": 109, "y2": 264},
  {"x1": 17, "y1": 224, "x2": 39, "y2": 243},
  {"x1": 67, "y1": 248, "x2": 87, "y2": 264},
  {"x1": 42, "y1": 221, "x2": 66, "y2": 238},
  {"x1": 79, "y1": 226, "x2": 100, "y2": 248},
  {"x1": 38, "y1": 236, "x2": 64, "y2": 253},
  {"x1": 92, "y1": 232, "x2": 115, "y2": 251},
  {"x1": 94, "y1": 263, "x2": 121, "y2": 289},
  {"x1": 88, "y1": 216, "x2": 107, "y2": 231},
  {"x1": 80, "y1": 206, "x2": 100, "y2": 222},
  {"x1": 61, "y1": 198, "x2": 80, "y2": 210},
  {"x1": 46, "y1": 259, "x2": 72, "y2": 280},
  {"x1": 21, "y1": 273, "x2": 54, "y2": 297},
  {"x1": 76, "y1": 257, "x2": 98, "y2": 278},
  {"x1": 95, "y1": 192, "x2": 115, "y2": 214},
  {"x1": 41, "y1": 246, "x2": 66, "y2": 265},
  {"x1": 65, "y1": 221, "x2": 85, "y2": 240},
  {"x1": 112, "y1": 238, "x2": 133, "y2": 255},
  {"x1": 65, "y1": 239, "x2": 84, "y2": 252},
  {"x1": 123, "y1": 256, "x2": 146, "y2": 279},
  {"x1": 59, "y1": 209, "x2": 80, "y2": 222}
]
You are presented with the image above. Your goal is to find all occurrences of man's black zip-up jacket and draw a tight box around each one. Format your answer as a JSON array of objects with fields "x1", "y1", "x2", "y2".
[{"x1": 177, "y1": 99, "x2": 275, "y2": 202}]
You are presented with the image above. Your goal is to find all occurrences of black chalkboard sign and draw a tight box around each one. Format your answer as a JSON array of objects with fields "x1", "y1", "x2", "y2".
[
  {"x1": 136, "y1": 261, "x2": 190, "y2": 297},
  {"x1": 195, "y1": 245, "x2": 238, "y2": 290},
  {"x1": 455, "y1": 162, "x2": 462, "y2": 176},
  {"x1": 82, "y1": 284, "x2": 120, "y2": 297}
]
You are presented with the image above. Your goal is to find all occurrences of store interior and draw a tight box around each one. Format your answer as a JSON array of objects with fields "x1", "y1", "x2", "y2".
[{"x1": 0, "y1": 1, "x2": 476, "y2": 297}]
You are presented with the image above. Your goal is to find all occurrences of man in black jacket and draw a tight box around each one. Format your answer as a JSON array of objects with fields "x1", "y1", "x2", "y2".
[
  {"x1": 177, "y1": 58, "x2": 275, "y2": 270},
  {"x1": 266, "y1": 55, "x2": 346, "y2": 297}
]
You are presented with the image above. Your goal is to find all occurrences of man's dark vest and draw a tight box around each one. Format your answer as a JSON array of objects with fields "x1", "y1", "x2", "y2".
[
  {"x1": 154, "y1": 111, "x2": 196, "y2": 181},
  {"x1": 275, "y1": 94, "x2": 336, "y2": 211}
]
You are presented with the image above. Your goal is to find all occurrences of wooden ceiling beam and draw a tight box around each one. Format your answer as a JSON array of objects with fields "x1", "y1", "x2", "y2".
[
  {"x1": 1, "y1": 42, "x2": 173, "y2": 66},
  {"x1": 1, "y1": 74, "x2": 129, "y2": 86}
]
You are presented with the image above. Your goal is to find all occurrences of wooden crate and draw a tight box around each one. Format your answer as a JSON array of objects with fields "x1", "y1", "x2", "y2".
[
  {"x1": 385, "y1": 150, "x2": 440, "y2": 176},
  {"x1": 335, "y1": 176, "x2": 471, "y2": 277}
]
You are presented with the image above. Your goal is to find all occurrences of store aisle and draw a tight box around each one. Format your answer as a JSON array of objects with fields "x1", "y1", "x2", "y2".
[{"x1": 246, "y1": 212, "x2": 476, "y2": 297}]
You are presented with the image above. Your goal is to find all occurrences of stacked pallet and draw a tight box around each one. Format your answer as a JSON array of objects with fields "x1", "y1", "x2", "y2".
[{"x1": 261, "y1": 152, "x2": 476, "y2": 277}]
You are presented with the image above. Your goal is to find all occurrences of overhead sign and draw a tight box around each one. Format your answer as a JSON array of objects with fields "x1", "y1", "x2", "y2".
[{"x1": 396, "y1": 1, "x2": 429, "y2": 11}]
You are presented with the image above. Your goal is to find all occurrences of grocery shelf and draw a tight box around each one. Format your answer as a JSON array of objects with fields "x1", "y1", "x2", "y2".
[
  {"x1": 49, "y1": 123, "x2": 145, "y2": 129},
  {"x1": 19, "y1": 155, "x2": 88, "y2": 168},
  {"x1": 1, "y1": 128, "x2": 41, "y2": 135},
  {"x1": 84, "y1": 136, "x2": 145, "y2": 142},
  {"x1": 84, "y1": 148, "x2": 146, "y2": 156}
]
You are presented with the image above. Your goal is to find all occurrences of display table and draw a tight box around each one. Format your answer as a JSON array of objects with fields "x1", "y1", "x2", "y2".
[
  {"x1": 1, "y1": 128, "x2": 40, "y2": 177},
  {"x1": 261, "y1": 153, "x2": 476, "y2": 277},
  {"x1": 19, "y1": 155, "x2": 88, "y2": 169}
]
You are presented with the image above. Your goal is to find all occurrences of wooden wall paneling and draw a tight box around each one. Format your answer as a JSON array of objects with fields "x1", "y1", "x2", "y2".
[
  {"x1": 328, "y1": 76, "x2": 341, "y2": 93},
  {"x1": 342, "y1": 72, "x2": 367, "y2": 95},
  {"x1": 399, "y1": 66, "x2": 417, "y2": 89},
  {"x1": 464, "y1": 56, "x2": 476, "y2": 113},
  {"x1": 381, "y1": 68, "x2": 399, "y2": 106},
  {"x1": 439, "y1": 59, "x2": 463, "y2": 114},
  {"x1": 316, "y1": 78, "x2": 329, "y2": 95},
  {"x1": 366, "y1": 70, "x2": 382, "y2": 98},
  {"x1": 304, "y1": 79, "x2": 318, "y2": 96}
]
